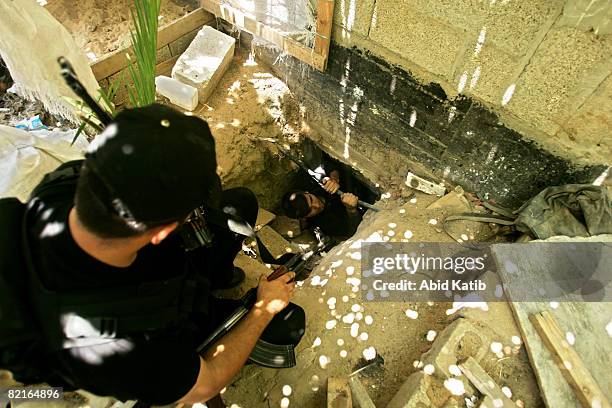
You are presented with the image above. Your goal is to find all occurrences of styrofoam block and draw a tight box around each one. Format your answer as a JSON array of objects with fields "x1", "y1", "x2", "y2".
[
  {"x1": 155, "y1": 75, "x2": 198, "y2": 111},
  {"x1": 171, "y1": 26, "x2": 235, "y2": 104}
]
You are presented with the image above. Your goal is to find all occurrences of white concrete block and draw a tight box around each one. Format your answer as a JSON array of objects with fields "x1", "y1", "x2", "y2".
[
  {"x1": 155, "y1": 75, "x2": 198, "y2": 111},
  {"x1": 171, "y1": 26, "x2": 235, "y2": 104}
]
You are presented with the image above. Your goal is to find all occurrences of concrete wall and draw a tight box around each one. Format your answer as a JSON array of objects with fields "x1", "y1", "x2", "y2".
[{"x1": 331, "y1": 0, "x2": 612, "y2": 165}]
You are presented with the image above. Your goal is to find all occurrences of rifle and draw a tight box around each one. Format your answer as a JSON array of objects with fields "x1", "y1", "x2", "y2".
[
  {"x1": 197, "y1": 238, "x2": 332, "y2": 368},
  {"x1": 58, "y1": 57, "x2": 113, "y2": 127}
]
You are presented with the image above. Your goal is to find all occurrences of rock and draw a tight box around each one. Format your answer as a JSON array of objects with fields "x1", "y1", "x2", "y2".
[
  {"x1": 255, "y1": 208, "x2": 276, "y2": 231},
  {"x1": 270, "y1": 215, "x2": 301, "y2": 238},
  {"x1": 257, "y1": 225, "x2": 299, "y2": 260},
  {"x1": 426, "y1": 192, "x2": 472, "y2": 213},
  {"x1": 386, "y1": 372, "x2": 433, "y2": 408},
  {"x1": 421, "y1": 318, "x2": 489, "y2": 396}
]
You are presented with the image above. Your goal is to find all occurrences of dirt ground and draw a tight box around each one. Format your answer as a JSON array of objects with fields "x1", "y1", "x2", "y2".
[
  {"x1": 46, "y1": 0, "x2": 199, "y2": 60},
  {"x1": 2, "y1": 5, "x2": 545, "y2": 407}
]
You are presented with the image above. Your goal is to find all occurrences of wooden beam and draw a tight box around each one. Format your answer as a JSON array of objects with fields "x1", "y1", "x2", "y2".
[
  {"x1": 327, "y1": 377, "x2": 352, "y2": 408},
  {"x1": 314, "y1": 0, "x2": 334, "y2": 68},
  {"x1": 347, "y1": 377, "x2": 375, "y2": 408},
  {"x1": 459, "y1": 357, "x2": 517, "y2": 408},
  {"x1": 91, "y1": 8, "x2": 215, "y2": 80},
  {"x1": 200, "y1": 0, "x2": 329, "y2": 71},
  {"x1": 530, "y1": 311, "x2": 611, "y2": 408}
]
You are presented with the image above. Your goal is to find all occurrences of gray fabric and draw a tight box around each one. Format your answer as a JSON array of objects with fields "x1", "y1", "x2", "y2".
[{"x1": 515, "y1": 184, "x2": 612, "y2": 239}]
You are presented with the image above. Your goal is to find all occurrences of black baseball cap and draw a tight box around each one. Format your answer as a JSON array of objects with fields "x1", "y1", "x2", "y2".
[{"x1": 84, "y1": 103, "x2": 221, "y2": 228}]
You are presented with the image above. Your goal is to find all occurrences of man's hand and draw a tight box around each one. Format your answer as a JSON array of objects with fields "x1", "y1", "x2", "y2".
[
  {"x1": 322, "y1": 177, "x2": 340, "y2": 194},
  {"x1": 255, "y1": 272, "x2": 296, "y2": 316},
  {"x1": 341, "y1": 192, "x2": 359, "y2": 211}
]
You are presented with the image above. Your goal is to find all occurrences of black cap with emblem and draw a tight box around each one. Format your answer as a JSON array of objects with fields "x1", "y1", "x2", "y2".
[{"x1": 83, "y1": 103, "x2": 221, "y2": 229}]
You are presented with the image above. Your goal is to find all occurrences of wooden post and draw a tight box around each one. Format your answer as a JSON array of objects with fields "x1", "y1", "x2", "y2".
[{"x1": 530, "y1": 311, "x2": 611, "y2": 408}]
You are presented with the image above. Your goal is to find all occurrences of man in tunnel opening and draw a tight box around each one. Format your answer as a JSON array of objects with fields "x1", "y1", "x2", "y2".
[
  {"x1": 21, "y1": 104, "x2": 305, "y2": 406},
  {"x1": 282, "y1": 171, "x2": 363, "y2": 240}
]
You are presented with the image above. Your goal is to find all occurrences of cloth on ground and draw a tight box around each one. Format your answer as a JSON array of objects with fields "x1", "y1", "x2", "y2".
[
  {"x1": 0, "y1": 125, "x2": 86, "y2": 201},
  {"x1": 515, "y1": 184, "x2": 612, "y2": 239}
]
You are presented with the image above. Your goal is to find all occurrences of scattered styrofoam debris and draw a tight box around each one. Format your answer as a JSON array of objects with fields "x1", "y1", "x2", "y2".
[
  {"x1": 449, "y1": 364, "x2": 462, "y2": 376},
  {"x1": 362, "y1": 346, "x2": 376, "y2": 360},
  {"x1": 426, "y1": 330, "x2": 437, "y2": 341},
  {"x1": 444, "y1": 378, "x2": 466, "y2": 396},
  {"x1": 405, "y1": 309, "x2": 419, "y2": 319},
  {"x1": 423, "y1": 364, "x2": 435, "y2": 375},
  {"x1": 428, "y1": 219, "x2": 438, "y2": 225},
  {"x1": 342, "y1": 313, "x2": 355, "y2": 324},
  {"x1": 490, "y1": 342, "x2": 503, "y2": 354},
  {"x1": 310, "y1": 375, "x2": 320, "y2": 391},
  {"x1": 312, "y1": 337, "x2": 321, "y2": 347},
  {"x1": 326, "y1": 320, "x2": 337, "y2": 330},
  {"x1": 350, "y1": 323, "x2": 360, "y2": 337},
  {"x1": 565, "y1": 332, "x2": 576, "y2": 346},
  {"x1": 511, "y1": 336, "x2": 522, "y2": 345},
  {"x1": 319, "y1": 355, "x2": 330, "y2": 369},
  {"x1": 501, "y1": 386, "x2": 512, "y2": 399},
  {"x1": 340, "y1": 350, "x2": 348, "y2": 358},
  {"x1": 365, "y1": 315, "x2": 374, "y2": 325}
]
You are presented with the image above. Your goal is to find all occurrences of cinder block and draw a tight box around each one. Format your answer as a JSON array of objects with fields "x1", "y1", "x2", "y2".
[
  {"x1": 332, "y1": 0, "x2": 376, "y2": 37},
  {"x1": 560, "y1": 0, "x2": 612, "y2": 35},
  {"x1": 270, "y1": 215, "x2": 302, "y2": 238},
  {"x1": 172, "y1": 26, "x2": 235, "y2": 104},
  {"x1": 369, "y1": 6, "x2": 466, "y2": 79},
  {"x1": 508, "y1": 26, "x2": 612, "y2": 137},
  {"x1": 453, "y1": 42, "x2": 518, "y2": 106},
  {"x1": 553, "y1": 73, "x2": 612, "y2": 164},
  {"x1": 421, "y1": 318, "x2": 489, "y2": 379},
  {"x1": 400, "y1": 0, "x2": 559, "y2": 57},
  {"x1": 386, "y1": 372, "x2": 433, "y2": 408}
]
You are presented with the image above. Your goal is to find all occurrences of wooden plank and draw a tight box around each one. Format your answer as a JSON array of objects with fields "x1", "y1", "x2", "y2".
[
  {"x1": 530, "y1": 311, "x2": 611, "y2": 408},
  {"x1": 491, "y1": 243, "x2": 612, "y2": 408},
  {"x1": 328, "y1": 377, "x2": 353, "y2": 408},
  {"x1": 348, "y1": 377, "x2": 376, "y2": 408},
  {"x1": 157, "y1": 8, "x2": 214, "y2": 49},
  {"x1": 91, "y1": 8, "x2": 215, "y2": 80},
  {"x1": 459, "y1": 357, "x2": 517, "y2": 408},
  {"x1": 155, "y1": 56, "x2": 180, "y2": 76},
  {"x1": 200, "y1": 0, "x2": 328, "y2": 71},
  {"x1": 314, "y1": 0, "x2": 334, "y2": 63}
]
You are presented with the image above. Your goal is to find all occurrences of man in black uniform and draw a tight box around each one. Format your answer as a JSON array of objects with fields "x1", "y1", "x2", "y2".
[
  {"x1": 23, "y1": 104, "x2": 305, "y2": 405},
  {"x1": 282, "y1": 172, "x2": 363, "y2": 240}
]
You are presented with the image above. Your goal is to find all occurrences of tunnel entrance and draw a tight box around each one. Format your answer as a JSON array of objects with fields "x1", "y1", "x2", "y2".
[{"x1": 240, "y1": 137, "x2": 381, "y2": 283}]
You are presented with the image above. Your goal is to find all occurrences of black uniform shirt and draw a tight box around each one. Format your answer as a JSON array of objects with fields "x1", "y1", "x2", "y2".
[
  {"x1": 308, "y1": 195, "x2": 362, "y2": 239},
  {"x1": 26, "y1": 186, "x2": 200, "y2": 405}
]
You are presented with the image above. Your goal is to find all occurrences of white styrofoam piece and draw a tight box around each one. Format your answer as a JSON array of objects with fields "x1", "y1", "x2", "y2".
[
  {"x1": 405, "y1": 172, "x2": 446, "y2": 196},
  {"x1": 171, "y1": 26, "x2": 235, "y2": 103},
  {"x1": 155, "y1": 75, "x2": 198, "y2": 111}
]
